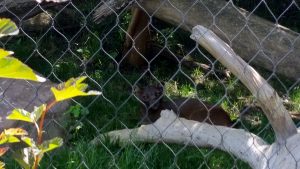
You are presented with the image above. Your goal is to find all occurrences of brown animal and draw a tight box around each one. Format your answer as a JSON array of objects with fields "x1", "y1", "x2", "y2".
[
  {"x1": 122, "y1": 7, "x2": 151, "y2": 67},
  {"x1": 134, "y1": 84, "x2": 233, "y2": 126}
]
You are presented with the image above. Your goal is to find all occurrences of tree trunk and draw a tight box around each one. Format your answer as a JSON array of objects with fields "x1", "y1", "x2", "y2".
[{"x1": 94, "y1": 0, "x2": 300, "y2": 81}]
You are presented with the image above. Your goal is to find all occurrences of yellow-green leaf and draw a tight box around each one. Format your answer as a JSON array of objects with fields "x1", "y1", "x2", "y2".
[
  {"x1": 0, "y1": 56, "x2": 46, "y2": 82},
  {"x1": 7, "y1": 109, "x2": 33, "y2": 123},
  {"x1": 39, "y1": 137, "x2": 63, "y2": 153},
  {"x1": 0, "y1": 18, "x2": 19, "y2": 38},
  {"x1": 0, "y1": 147, "x2": 9, "y2": 156},
  {"x1": 6, "y1": 136, "x2": 20, "y2": 143},
  {"x1": 7, "y1": 105, "x2": 45, "y2": 124},
  {"x1": 0, "y1": 49, "x2": 13, "y2": 59},
  {"x1": 51, "y1": 76, "x2": 101, "y2": 102},
  {"x1": 21, "y1": 137, "x2": 36, "y2": 148},
  {"x1": 31, "y1": 104, "x2": 46, "y2": 121},
  {"x1": 4, "y1": 128, "x2": 28, "y2": 136},
  {"x1": 0, "y1": 132, "x2": 20, "y2": 144},
  {"x1": 0, "y1": 132, "x2": 6, "y2": 145},
  {"x1": 0, "y1": 161, "x2": 5, "y2": 169}
]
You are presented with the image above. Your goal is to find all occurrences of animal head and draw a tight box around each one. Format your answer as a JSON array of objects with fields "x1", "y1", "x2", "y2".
[{"x1": 134, "y1": 84, "x2": 164, "y2": 110}]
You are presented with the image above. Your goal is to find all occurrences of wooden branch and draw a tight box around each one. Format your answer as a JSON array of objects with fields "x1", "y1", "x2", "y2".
[
  {"x1": 263, "y1": 133, "x2": 300, "y2": 169},
  {"x1": 94, "y1": 0, "x2": 300, "y2": 81},
  {"x1": 93, "y1": 110, "x2": 268, "y2": 169},
  {"x1": 93, "y1": 109, "x2": 300, "y2": 169},
  {"x1": 190, "y1": 25, "x2": 297, "y2": 143}
]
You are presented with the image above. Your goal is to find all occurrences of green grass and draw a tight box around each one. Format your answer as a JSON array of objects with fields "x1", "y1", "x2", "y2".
[
  {"x1": 290, "y1": 87, "x2": 300, "y2": 112},
  {"x1": 3, "y1": 141, "x2": 251, "y2": 169}
]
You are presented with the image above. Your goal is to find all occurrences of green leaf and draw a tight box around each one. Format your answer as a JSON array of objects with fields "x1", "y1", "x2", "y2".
[
  {"x1": 0, "y1": 132, "x2": 20, "y2": 144},
  {"x1": 31, "y1": 104, "x2": 46, "y2": 122},
  {"x1": 0, "y1": 56, "x2": 46, "y2": 82},
  {"x1": 0, "y1": 128, "x2": 28, "y2": 145},
  {"x1": 0, "y1": 18, "x2": 19, "y2": 38},
  {"x1": 0, "y1": 49, "x2": 13, "y2": 59},
  {"x1": 21, "y1": 137, "x2": 36, "y2": 148},
  {"x1": 39, "y1": 137, "x2": 63, "y2": 153},
  {"x1": 6, "y1": 109, "x2": 33, "y2": 123},
  {"x1": 7, "y1": 105, "x2": 46, "y2": 123},
  {"x1": 51, "y1": 76, "x2": 101, "y2": 102},
  {"x1": 0, "y1": 161, "x2": 5, "y2": 169},
  {"x1": 0, "y1": 133, "x2": 6, "y2": 145},
  {"x1": 6, "y1": 136, "x2": 20, "y2": 143},
  {"x1": 4, "y1": 128, "x2": 28, "y2": 136}
]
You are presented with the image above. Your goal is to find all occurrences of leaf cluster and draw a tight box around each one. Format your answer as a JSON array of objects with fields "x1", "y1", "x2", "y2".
[{"x1": 0, "y1": 18, "x2": 101, "y2": 169}]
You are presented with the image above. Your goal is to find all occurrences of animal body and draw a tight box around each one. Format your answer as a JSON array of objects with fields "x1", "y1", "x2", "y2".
[
  {"x1": 122, "y1": 7, "x2": 151, "y2": 67},
  {"x1": 134, "y1": 84, "x2": 233, "y2": 126}
]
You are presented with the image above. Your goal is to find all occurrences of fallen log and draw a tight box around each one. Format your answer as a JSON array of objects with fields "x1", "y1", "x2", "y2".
[
  {"x1": 94, "y1": 0, "x2": 300, "y2": 81},
  {"x1": 92, "y1": 109, "x2": 300, "y2": 169},
  {"x1": 92, "y1": 110, "x2": 268, "y2": 169},
  {"x1": 190, "y1": 25, "x2": 297, "y2": 143}
]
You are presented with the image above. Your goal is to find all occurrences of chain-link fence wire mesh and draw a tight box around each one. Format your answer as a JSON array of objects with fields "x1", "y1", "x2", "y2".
[{"x1": 1, "y1": 0, "x2": 300, "y2": 168}]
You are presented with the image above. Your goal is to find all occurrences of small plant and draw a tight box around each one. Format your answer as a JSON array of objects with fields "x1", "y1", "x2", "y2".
[
  {"x1": 0, "y1": 18, "x2": 101, "y2": 169},
  {"x1": 66, "y1": 104, "x2": 89, "y2": 119},
  {"x1": 0, "y1": 18, "x2": 47, "y2": 169},
  {"x1": 1, "y1": 77, "x2": 101, "y2": 169}
]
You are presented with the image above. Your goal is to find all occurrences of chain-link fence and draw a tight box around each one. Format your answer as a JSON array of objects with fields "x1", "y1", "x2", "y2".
[{"x1": 1, "y1": 0, "x2": 300, "y2": 168}]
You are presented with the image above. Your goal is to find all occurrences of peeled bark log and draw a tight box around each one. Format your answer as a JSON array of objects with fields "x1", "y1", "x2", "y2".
[
  {"x1": 94, "y1": 0, "x2": 300, "y2": 81},
  {"x1": 93, "y1": 110, "x2": 268, "y2": 169},
  {"x1": 190, "y1": 25, "x2": 297, "y2": 143},
  {"x1": 93, "y1": 110, "x2": 300, "y2": 169}
]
